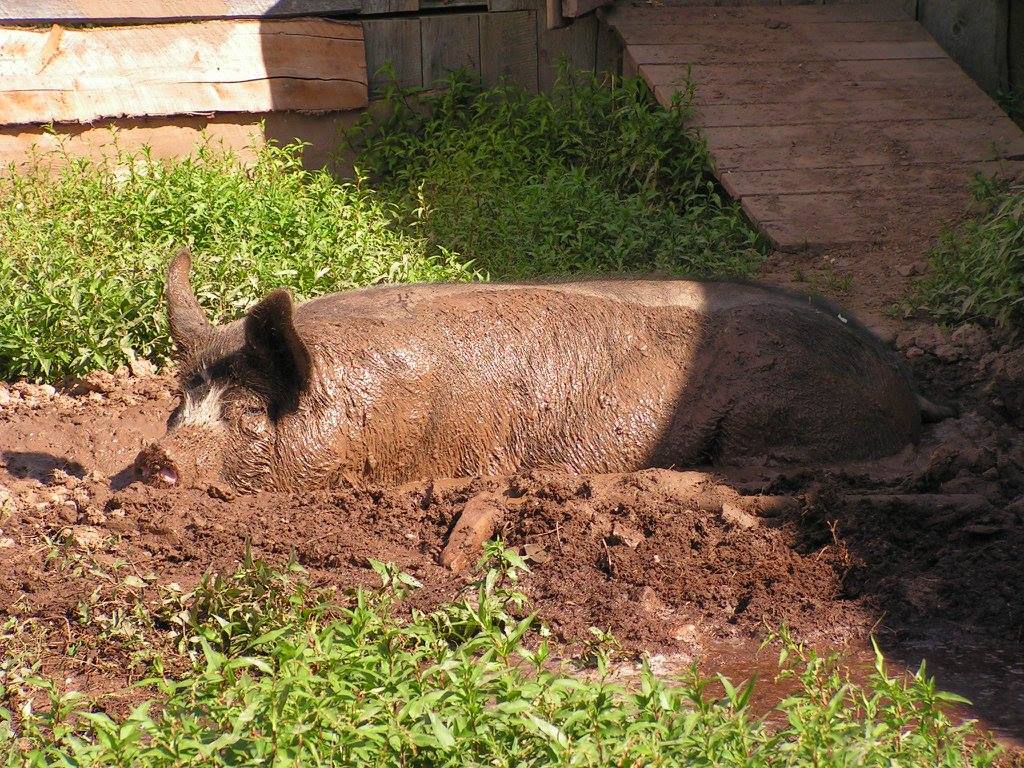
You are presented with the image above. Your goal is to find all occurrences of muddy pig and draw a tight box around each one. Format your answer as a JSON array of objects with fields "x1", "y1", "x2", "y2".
[{"x1": 135, "y1": 249, "x2": 944, "y2": 492}]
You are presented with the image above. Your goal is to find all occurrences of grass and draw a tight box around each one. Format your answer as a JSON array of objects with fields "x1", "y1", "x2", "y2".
[
  {"x1": 1, "y1": 545, "x2": 1001, "y2": 767},
  {"x1": 0, "y1": 72, "x2": 764, "y2": 382},
  {"x1": 913, "y1": 174, "x2": 1024, "y2": 334}
]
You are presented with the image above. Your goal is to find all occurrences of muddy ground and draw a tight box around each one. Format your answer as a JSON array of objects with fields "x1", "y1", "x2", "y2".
[{"x1": 2, "y1": 266, "x2": 1024, "y2": 745}]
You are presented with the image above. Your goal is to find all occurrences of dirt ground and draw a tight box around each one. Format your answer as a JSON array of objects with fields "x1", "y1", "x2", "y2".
[{"x1": 2, "y1": 252, "x2": 1024, "y2": 745}]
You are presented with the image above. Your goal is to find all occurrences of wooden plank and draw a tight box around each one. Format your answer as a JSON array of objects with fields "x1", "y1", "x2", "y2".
[
  {"x1": 360, "y1": 0, "x2": 418, "y2": 13},
  {"x1": 622, "y1": 45, "x2": 638, "y2": 79},
  {"x1": 918, "y1": 0, "x2": 1008, "y2": 92},
  {"x1": 718, "y1": 160, "x2": 1024, "y2": 198},
  {"x1": 702, "y1": 118, "x2": 1024, "y2": 172},
  {"x1": 0, "y1": 0, "x2": 362, "y2": 22},
  {"x1": 603, "y1": 2, "x2": 911, "y2": 27},
  {"x1": 0, "y1": 19, "x2": 366, "y2": 125},
  {"x1": 692, "y1": 96, "x2": 1008, "y2": 127},
  {"x1": 480, "y1": 10, "x2": 538, "y2": 91},
  {"x1": 488, "y1": 0, "x2": 535, "y2": 11},
  {"x1": 363, "y1": 17, "x2": 422, "y2": 95},
  {"x1": 0, "y1": 111, "x2": 363, "y2": 172},
  {"x1": 546, "y1": 0, "x2": 565, "y2": 30},
  {"x1": 1012, "y1": 0, "x2": 1024, "y2": 91},
  {"x1": 538, "y1": 12, "x2": 596, "y2": 91},
  {"x1": 420, "y1": 0, "x2": 482, "y2": 8},
  {"x1": 561, "y1": 0, "x2": 609, "y2": 20},
  {"x1": 626, "y1": 40, "x2": 946, "y2": 66},
  {"x1": 741, "y1": 190, "x2": 968, "y2": 250},
  {"x1": 594, "y1": 17, "x2": 620, "y2": 77},
  {"x1": 610, "y1": 20, "x2": 930, "y2": 45},
  {"x1": 641, "y1": 58, "x2": 987, "y2": 105},
  {"x1": 421, "y1": 14, "x2": 480, "y2": 88}
]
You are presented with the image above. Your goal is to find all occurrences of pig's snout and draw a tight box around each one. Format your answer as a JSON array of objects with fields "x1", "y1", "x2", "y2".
[{"x1": 135, "y1": 443, "x2": 181, "y2": 487}]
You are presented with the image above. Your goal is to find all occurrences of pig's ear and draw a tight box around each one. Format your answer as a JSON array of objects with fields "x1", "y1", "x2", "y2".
[
  {"x1": 244, "y1": 288, "x2": 312, "y2": 410},
  {"x1": 166, "y1": 247, "x2": 214, "y2": 358}
]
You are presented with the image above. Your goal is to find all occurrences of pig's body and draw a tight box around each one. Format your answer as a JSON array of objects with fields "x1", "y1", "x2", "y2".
[{"x1": 137, "y1": 253, "x2": 928, "y2": 492}]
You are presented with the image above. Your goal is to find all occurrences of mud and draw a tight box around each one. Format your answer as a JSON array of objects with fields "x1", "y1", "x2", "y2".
[{"x1": 1, "y1": 313, "x2": 1023, "y2": 745}]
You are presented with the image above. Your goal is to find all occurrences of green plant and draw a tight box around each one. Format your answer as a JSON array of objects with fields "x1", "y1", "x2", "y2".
[
  {"x1": 3, "y1": 552, "x2": 1001, "y2": 767},
  {"x1": 1, "y1": 72, "x2": 764, "y2": 382},
  {"x1": 351, "y1": 72, "x2": 763, "y2": 280},
  {"x1": 0, "y1": 139, "x2": 479, "y2": 381},
  {"x1": 914, "y1": 175, "x2": 1024, "y2": 333}
]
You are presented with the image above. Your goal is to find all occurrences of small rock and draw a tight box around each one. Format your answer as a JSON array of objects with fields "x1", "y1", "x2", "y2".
[
  {"x1": 207, "y1": 483, "x2": 237, "y2": 502},
  {"x1": 81, "y1": 506, "x2": 107, "y2": 525},
  {"x1": 522, "y1": 542, "x2": 551, "y2": 564},
  {"x1": 0, "y1": 537, "x2": 14, "y2": 549},
  {"x1": 69, "y1": 525, "x2": 104, "y2": 549},
  {"x1": 55, "y1": 502, "x2": 78, "y2": 523},
  {"x1": 638, "y1": 585, "x2": 668, "y2": 613},
  {"x1": 932, "y1": 344, "x2": 960, "y2": 362},
  {"x1": 129, "y1": 358, "x2": 157, "y2": 378},
  {"x1": 38, "y1": 384, "x2": 56, "y2": 398},
  {"x1": 0, "y1": 387, "x2": 9, "y2": 407},
  {"x1": 906, "y1": 346, "x2": 925, "y2": 359},
  {"x1": 896, "y1": 263, "x2": 916, "y2": 278},
  {"x1": 610, "y1": 520, "x2": 644, "y2": 548},
  {"x1": 721, "y1": 502, "x2": 758, "y2": 530}
]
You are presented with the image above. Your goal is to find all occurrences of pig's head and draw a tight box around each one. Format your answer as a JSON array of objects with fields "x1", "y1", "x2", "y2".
[{"x1": 135, "y1": 249, "x2": 321, "y2": 492}]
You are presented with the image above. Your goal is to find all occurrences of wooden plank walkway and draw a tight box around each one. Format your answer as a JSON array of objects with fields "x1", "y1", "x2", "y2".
[{"x1": 602, "y1": 1, "x2": 1024, "y2": 252}]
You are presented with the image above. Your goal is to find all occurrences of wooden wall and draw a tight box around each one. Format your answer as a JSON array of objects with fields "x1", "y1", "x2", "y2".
[
  {"x1": 0, "y1": 0, "x2": 622, "y2": 170},
  {"x1": 363, "y1": 0, "x2": 619, "y2": 97}
]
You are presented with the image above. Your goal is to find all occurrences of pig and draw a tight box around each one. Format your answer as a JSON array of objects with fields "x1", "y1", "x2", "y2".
[{"x1": 135, "y1": 249, "x2": 944, "y2": 493}]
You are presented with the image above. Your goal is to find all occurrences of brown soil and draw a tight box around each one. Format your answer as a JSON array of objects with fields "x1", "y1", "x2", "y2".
[{"x1": 2, "y1": 265, "x2": 1024, "y2": 744}]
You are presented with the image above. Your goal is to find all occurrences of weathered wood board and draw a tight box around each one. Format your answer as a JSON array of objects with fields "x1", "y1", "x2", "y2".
[
  {"x1": 0, "y1": 1, "x2": 362, "y2": 22},
  {"x1": 363, "y1": 17, "x2": 422, "y2": 94},
  {"x1": 1013, "y1": 2, "x2": 1024, "y2": 90},
  {"x1": 538, "y1": 11, "x2": 596, "y2": 91},
  {"x1": 0, "y1": 110, "x2": 362, "y2": 171},
  {"x1": 480, "y1": 10, "x2": 538, "y2": 90},
  {"x1": 917, "y1": 0, "x2": 1008, "y2": 91},
  {"x1": 594, "y1": 17, "x2": 620, "y2": 76},
  {"x1": 561, "y1": 0, "x2": 607, "y2": 20},
  {"x1": 422, "y1": 13, "x2": 481, "y2": 87},
  {"x1": 360, "y1": 0, "x2": 418, "y2": 14},
  {"x1": 643, "y1": 58, "x2": 992, "y2": 106},
  {"x1": 604, "y1": 19, "x2": 930, "y2": 46},
  {"x1": 626, "y1": 40, "x2": 946, "y2": 66},
  {"x1": 0, "y1": 19, "x2": 367, "y2": 125}
]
